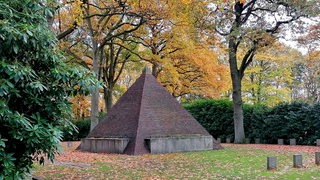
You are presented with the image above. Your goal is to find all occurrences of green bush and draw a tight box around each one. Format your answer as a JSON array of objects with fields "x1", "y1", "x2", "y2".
[
  {"x1": 0, "y1": 0, "x2": 97, "y2": 178},
  {"x1": 184, "y1": 99, "x2": 234, "y2": 140},
  {"x1": 183, "y1": 99, "x2": 269, "y2": 142},
  {"x1": 63, "y1": 119, "x2": 91, "y2": 141},
  {"x1": 263, "y1": 102, "x2": 320, "y2": 145},
  {"x1": 184, "y1": 99, "x2": 320, "y2": 145},
  {"x1": 243, "y1": 104, "x2": 270, "y2": 142}
]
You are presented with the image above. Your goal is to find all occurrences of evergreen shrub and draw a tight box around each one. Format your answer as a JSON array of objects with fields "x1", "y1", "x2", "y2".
[
  {"x1": 62, "y1": 118, "x2": 91, "y2": 141},
  {"x1": 184, "y1": 100, "x2": 320, "y2": 145}
]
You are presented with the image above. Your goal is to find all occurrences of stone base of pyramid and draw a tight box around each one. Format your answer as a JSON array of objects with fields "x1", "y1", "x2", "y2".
[
  {"x1": 145, "y1": 135, "x2": 214, "y2": 154},
  {"x1": 80, "y1": 135, "x2": 214, "y2": 154},
  {"x1": 81, "y1": 138, "x2": 130, "y2": 153}
]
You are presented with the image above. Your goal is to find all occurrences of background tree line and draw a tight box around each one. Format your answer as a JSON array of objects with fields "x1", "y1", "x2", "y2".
[{"x1": 53, "y1": 0, "x2": 319, "y2": 143}]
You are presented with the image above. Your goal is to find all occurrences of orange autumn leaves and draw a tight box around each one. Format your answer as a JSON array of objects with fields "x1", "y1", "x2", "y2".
[
  {"x1": 160, "y1": 44, "x2": 230, "y2": 98},
  {"x1": 56, "y1": 0, "x2": 232, "y2": 111}
]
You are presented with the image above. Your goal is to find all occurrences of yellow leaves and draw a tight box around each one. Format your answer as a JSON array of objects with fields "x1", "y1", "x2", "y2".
[
  {"x1": 59, "y1": 0, "x2": 84, "y2": 25},
  {"x1": 70, "y1": 95, "x2": 91, "y2": 119},
  {"x1": 241, "y1": 42, "x2": 300, "y2": 105}
]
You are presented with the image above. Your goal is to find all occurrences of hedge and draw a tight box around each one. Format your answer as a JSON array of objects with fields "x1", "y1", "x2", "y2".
[
  {"x1": 183, "y1": 99, "x2": 320, "y2": 145},
  {"x1": 62, "y1": 100, "x2": 320, "y2": 145},
  {"x1": 62, "y1": 118, "x2": 91, "y2": 141}
]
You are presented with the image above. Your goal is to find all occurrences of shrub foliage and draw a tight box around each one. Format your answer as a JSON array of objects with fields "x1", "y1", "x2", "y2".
[
  {"x1": 0, "y1": 0, "x2": 97, "y2": 178},
  {"x1": 183, "y1": 100, "x2": 320, "y2": 145},
  {"x1": 62, "y1": 119, "x2": 91, "y2": 141}
]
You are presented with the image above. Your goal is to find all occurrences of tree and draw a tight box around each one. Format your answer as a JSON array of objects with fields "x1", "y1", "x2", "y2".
[
  {"x1": 131, "y1": 0, "x2": 230, "y2": 98},
  {"x1": 54, "y1": 0, "x2": 147, "y2": 130},
  {"x1": 160, "y1": 43, "x2": 230, "y2": 99},
  {"x1": 70, "y1": 95, "x2": 91, "y2": 120},
  {"x1": 295, "y1": 23, "x2": 320, "y2": 103},
  {"x1": 0, "y1": 0, "x2": 97, "y2": 178},
  {"x1": 242, "y1": 42, "x2": 301, "y2": 106},
  {"x1": 212, "y1": 0, "x2": 319, "y2": 143}
]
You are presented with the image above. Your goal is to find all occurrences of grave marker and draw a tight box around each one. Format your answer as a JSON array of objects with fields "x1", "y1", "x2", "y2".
[
  {"x1": 267, "y1": 157, "x2": 277, "y2": 170},
  {"x1": 293, "y1": 154, "x2": 303, "y2": 168},
  {"x1": 278, "y1": 139, "x2": 284, "y2": 145},
  {"x1": 289, "y1": 139, "x2": 296, "y2": 145},
  {"x1": 315, "y1": 152, "x2": 320, "y2": 165}
]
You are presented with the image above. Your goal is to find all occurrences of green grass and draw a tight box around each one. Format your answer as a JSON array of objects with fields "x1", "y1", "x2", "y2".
[{"x1": 33, "y1": 146, "x2": 320, "y2": 179}]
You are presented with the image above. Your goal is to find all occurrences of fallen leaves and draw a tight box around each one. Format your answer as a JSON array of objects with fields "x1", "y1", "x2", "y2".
[
  {"x1": 223, "y1": 143, "x2": 320, "y2": 153},
  {"x1": 32, "y1": 142, "x2": 320, "y2": 179}
]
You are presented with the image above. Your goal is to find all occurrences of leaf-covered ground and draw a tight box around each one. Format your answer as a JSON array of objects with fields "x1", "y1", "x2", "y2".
[{"x1": 32, "y1": 142, "x2": 320, "y2": 179}]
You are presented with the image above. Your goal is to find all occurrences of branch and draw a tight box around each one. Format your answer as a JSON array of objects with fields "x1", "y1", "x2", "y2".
[
  {"x1": 100, "y1": 17, "x2": 144, "y2": 47},
  {"x1": 56, "y1": 22, "x2": 77, "y2": 40},
  {"x1": 266, "y1": 18, "x2": 297, "y2": 34},
  {"x1": 114, "y1": 52, "x2": 130, "y2": 83},
  {"x1": 215, "y1": 26, "x2": 230, "y2": 36},
  {"x1": 239, "y1": 44, "x2": 257, "y2": 77},
  {"x1": 241, "y1": 0, "x2": 257, "y2": 24},
  {"x1": 109, "y1": 42, "x2": 150, "y2": 62}
]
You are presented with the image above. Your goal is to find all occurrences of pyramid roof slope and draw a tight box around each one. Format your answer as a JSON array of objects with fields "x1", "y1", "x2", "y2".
[{"x1": 86, "y1": 72, "x2": 219, "y2": 155}]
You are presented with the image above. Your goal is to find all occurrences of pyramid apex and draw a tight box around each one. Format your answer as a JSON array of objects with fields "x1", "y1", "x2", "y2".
[{"x1": 142, "y1": 66, "x2": 152, "y2": 75}]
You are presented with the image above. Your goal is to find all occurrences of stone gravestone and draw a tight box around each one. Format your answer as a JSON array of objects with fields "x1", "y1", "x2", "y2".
[
  {"x1": 293, "y1": 154, "x2": 303, "y2": 168},
  {"x1": 217, "y1": 138, "x2": 221, "y2": 143},
  {"x1": 226, "y1": 138, "x2": 231, "y2": 143},
  {"x1": 315, "y1": 152, "x2": 320, "y2": 165},
  {"x1": 254, "y1": 138, "x2": 260, "y2": 144},
  {"x1": 289, "y1": 139, "x2": 296, "y2": 145},
  {"x1": 316, "y1": 139, "x2": 320, "y2": 146},
  {"x1": 267, "y1": 157, "x2": 277, "y2": 170},
  {"x1": 278, "y1": 139, "x2": 284, "y2": 145}
]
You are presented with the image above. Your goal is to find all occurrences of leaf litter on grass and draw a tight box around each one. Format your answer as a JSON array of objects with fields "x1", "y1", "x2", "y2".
[{"x1": 33, "y1": 142, "x2": 320, "y2": 179}]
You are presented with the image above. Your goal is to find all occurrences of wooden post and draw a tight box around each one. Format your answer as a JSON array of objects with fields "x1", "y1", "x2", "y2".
[
  {"x1": 315, "y1": 152, "x2": 320, "y2": 165},
  {"x1": 293, "y1": 154, "x2": 303, "y2": 168},
  {"x1": 278, "y1": 139, "x2": 284, "y2": 145},
  {"x1": 267, "y1": 157, "x2": 277, "y2": 170}
]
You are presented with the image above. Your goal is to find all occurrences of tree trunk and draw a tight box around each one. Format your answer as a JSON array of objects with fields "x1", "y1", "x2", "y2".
[
  {"x1": 83, "y1": 0, "x2": 100, "y2": 131},
  {"x1": 229, "y1": 38, "x2": 245, "y2": 143},
  {"x1": 231, "y1": 75, "x2": 245, "y2": 143},
  {"x1": 103, "y1": 85, "x2": 114, "y2": 112},
  {"x1": 90, "y1": 49, "x2": 100, "y2": 131},
  {"x1": 152, "y1": 63, "x2": 161, "y2": 78},
  {"x1": 90, "y1": 89, "x2": 100, "y2": 131}
]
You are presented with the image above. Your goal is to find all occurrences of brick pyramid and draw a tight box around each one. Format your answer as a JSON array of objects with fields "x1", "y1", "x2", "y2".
[{"x1": 81, "y1": 69, "x2": 222, "y2": 155}]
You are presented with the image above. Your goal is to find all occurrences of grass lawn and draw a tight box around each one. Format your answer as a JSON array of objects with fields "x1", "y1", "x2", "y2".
[{"x1": 33, "y1": 142, "x2": 320, "y2": 179}]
